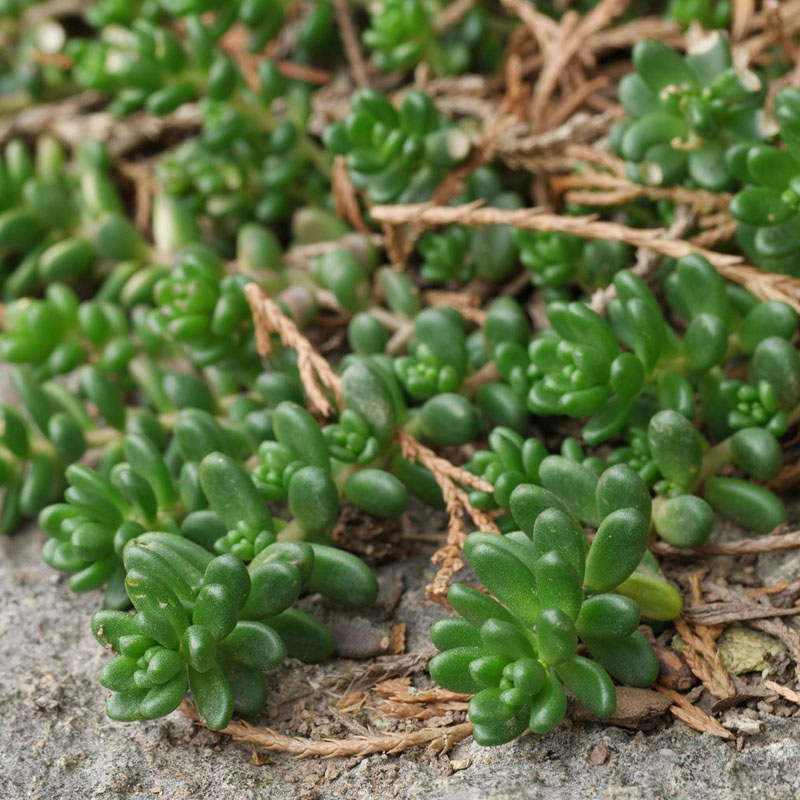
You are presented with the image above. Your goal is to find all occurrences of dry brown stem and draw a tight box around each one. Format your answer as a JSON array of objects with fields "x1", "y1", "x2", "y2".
[
  {"x1": 764, "y1": 680, "x2": 800, "y2": 706},
  {"x1": 373, "y1": 678, "x2": 470, "y2": 705},
  {"x1": 732, "y1": 0, "x2": 756, "y2": 41},
  {"x1": 0, "y1": 94, "x2": 201, "y2": 153},
  {"x1": 331, "y1": 0, "x2": 371, "y2": 88},
  {"x1": 654, "y1": 686, "x2": 734, "y2": 740},
  {"x1": 684, "y1": 602, "x2": 800, "y2": 626},
  {"x1": 180, "y1": 701, "x2": 473, "y2": 758},
  {"x1": 714, "y1": 263, "x2": 800, "y2": 314},
  {"x1": 374, "y1": 678, "x2": 470, "y2": 720},
  {"x1": 652, "y1": 528, "x2": 800, "y2": 558},
  {"x1": 689, "y1": 221, "x2": 738, "y2": 249},
  {"x1": 551, "y1": 170, "x2": 731, "y2": 214},
  {"x1": 769, "y1": 459, "x2": 800, "y2": 491},
  {"x1": 332, "y1": 155, "x2": 371, "y2": 233},
  {"x1": 117, "y1": 159, "x2": 158, "y2": 235},
  {"x1": 369, "y1": 201, "x2": 738, "y2": 263},
  {"x1": 370, "y1": 201, "x2": 800, "y2": 312},
  {"x1": 396, "y1": 432, "x2": 493, "y2": 497},
  {"x1": 245, "y1": 283, "x2": 343, "y2": 416},
  {"x1": 283, "y1": 234, "x2": 386, "y2": 268},
  {"x1": 397, "y1": 431, "x2": 498, "y2": 603}
]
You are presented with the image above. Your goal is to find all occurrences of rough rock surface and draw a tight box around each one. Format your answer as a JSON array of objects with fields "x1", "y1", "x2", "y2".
[{"x1": 3, "y1": 523, "x2": 800, "y2": 800}]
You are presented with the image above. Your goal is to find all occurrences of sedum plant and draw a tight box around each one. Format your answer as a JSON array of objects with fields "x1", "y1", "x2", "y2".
[
  {"x1": 514, "y1": 232, "x2": 630, "y2": 299},
  {"x1": 362, "y1": 0, "x2": 502, "y2": 76},
  {"x1": 93, "y1": 532, "x2": 376, "y2": 728},
  {"x1": 614, "y1": 34, "x2": 767, "y2": 190},
  {"x1": 0, "y1": 137, "x2": 148, "y2": 299},
  {"x1": 429, "y1": 467, "x2": 664, "y2": 745},
  {"x1": 324, "y1": 88, "x2": 472, "y2": 204},
  {"x1": 2, "y1": 0, "x2": 800, "y2": 753},
  {"x1": 728, "y1": 88, "x2": 800, "y2": 275},
  {"x1": 666, "y1": 0, "x2": 731, "y2": 29}
]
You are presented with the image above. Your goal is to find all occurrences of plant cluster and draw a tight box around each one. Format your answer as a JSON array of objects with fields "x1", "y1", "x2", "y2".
[
  {"x1": 1, "y1": 0, "x2": 799, "y2": 756},
  {"x1": 430, "y1": 468, "x2": 666, "y2": 744}
]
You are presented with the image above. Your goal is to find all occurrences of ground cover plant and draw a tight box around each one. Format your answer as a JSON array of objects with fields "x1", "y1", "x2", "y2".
[{"x1": 4, "y1": 0, "x2": 800, "y2": 765}]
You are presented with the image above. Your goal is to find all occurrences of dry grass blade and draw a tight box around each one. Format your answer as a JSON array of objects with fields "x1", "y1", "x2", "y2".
[
  {"x1": 244, "y1": 283, "x2": 343, "y2": 416},
  {"x1": 180, "y1": 701, "x2": 473, "y2": 758},
  {"x1": 654, "y1": 686, "x2": 734, "y2": 740}
]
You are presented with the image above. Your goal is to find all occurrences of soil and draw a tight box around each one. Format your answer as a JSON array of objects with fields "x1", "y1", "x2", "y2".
[{"x1": 3, "y1": 519, "x2": 800, "y2": 800}]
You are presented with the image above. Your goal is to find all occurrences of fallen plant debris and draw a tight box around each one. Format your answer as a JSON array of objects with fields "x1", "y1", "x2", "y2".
[{"x1": 4, "y1": 0, "x2": 800, "y2": 777}]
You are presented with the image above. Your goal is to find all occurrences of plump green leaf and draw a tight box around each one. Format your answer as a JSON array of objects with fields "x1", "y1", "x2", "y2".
[
  {"x1": 583, "y1": 631, "x2": 659, "y2": 688},
  {"x1": 556, "y1": 655, "x2": 615, "y2": 718},
  {"x1": 584, "y1": 509, "x2": 649, "y2": 593}
]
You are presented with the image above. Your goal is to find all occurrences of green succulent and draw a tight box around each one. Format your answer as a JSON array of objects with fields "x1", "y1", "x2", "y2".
[
  {"x1": 613, "y1": 34, "x2": 767, "y2": 190},
  {"x1": 93, "y1": 532, "x2": 376, "y2": 728},
  {"x1": 430, "y1": 486, "x2": 664, "y2": 746},
  {"x1": 363, "y1": 0, "x2": 501, "y2": 76},
  {"x1": 728, "y1": 88, "x2": 800, "y2": 275},
  {"x1": 665, "y1": 0, "x2": 731, "y2": 29},
  {"x1": 324, "y1": 88, "x2": 471, "y2": 204}
]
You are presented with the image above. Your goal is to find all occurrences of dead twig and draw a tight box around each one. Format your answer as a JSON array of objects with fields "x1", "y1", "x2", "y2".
[
  {"x1": 244, "y1": 283, "x2": 343, "y2": 416},
  {"x1": 654, "y1": 686, "x2": 734, "y2": 740},
  {"x1": 331, "y1": 0, "x2": 371, "y2": 88},
  {"x1": 332, "y1": 156, "x2": 371, "y2": 233},
  {"x1": 181, "y1": 701, "x2": 473, "y2": 758},
  {"x1": 651, "y1": 529, "x2": 800, "y2": 558},
  {"x1": 764, "y1": 680, "x2": 800, "y2": 706},
  {"x1": 673, "y1": 572, "x2": 735, "y2": 700},
  {"x1": 397, "y1": 431, "x2": 498, "y2": 604},
  {"x1": 684, "y1": 603, "x2": 800, "y2": 626}
]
